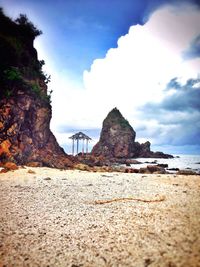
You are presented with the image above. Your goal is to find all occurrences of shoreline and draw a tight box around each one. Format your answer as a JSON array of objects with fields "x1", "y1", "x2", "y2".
[{"x1": 0, "y1": 167, "x2": 200, "y2": 266}]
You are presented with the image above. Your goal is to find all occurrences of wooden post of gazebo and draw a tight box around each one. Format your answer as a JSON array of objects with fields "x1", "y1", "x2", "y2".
[
  {"x1": 76, "y1": 138, "x2": 79, "y2": 154},
  {"x1": 86, "y1": 139, "x2": 89, "y2": 153},
  {"x1": 69, "y1": 132, "x2": 92, "y2": 155},
  {"x1": 72, "y1": 138, "x2": 74, "y2": 155},
  {"x1": 82, "y1": 139, "x2": 84, "y2": 154}
]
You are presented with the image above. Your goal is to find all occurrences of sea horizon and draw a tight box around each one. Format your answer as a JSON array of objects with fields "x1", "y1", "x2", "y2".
[{"x1": 133, "y1": 154, "x2": 200, "y2": 173}]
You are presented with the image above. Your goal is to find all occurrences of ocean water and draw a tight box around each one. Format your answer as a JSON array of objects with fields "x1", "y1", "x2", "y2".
[{"x1": 132, "y1": 155, "x2": 200, "y2": 173}]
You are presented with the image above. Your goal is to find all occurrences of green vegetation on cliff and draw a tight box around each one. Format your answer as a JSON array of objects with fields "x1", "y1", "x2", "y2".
[
  {"x1": 0, "y1": 8, "x2": 51, "y2": 103},
  {"x1": 104, "y1": 107, "x2": 132, "y2": 130}
]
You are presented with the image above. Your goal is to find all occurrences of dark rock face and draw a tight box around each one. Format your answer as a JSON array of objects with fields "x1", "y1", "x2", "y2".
[
  {"x1": 92, "y1": 108, "x2": 173, "y2": 159},
  {"x1": 92, "y1": 108, "x2": 136, "y2": 158},
  {"x1": 0, "y1": 10, "x2": 75, "y2": 168},
  {"x1": 0, "y1": 93, "x2": 75, "y2": 168}
]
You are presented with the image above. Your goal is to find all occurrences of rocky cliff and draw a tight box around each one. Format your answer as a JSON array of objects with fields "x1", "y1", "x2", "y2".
[
  {"x1": 92, "y1": 108, "x2": 173, "y2": 159},
  {"x1": 92, "y1": 108, "x2": 136, "y2": 158},
  {"x1": 0, "y1": 9, "x2": 75, "y2": 168}
]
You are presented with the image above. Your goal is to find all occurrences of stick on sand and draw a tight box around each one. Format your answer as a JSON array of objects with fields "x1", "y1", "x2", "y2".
[{"x1": 93, "y1": 195, "x2": 166, "y2": 205}]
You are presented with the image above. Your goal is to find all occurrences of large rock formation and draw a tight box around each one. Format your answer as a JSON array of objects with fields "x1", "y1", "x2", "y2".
[
  {"x1": 92, "y1": 108, "x2": 136, "y2": 158},
  {"x1": 92, "y1": 108, "x2": 173, "y2": 159},
  {"x1": 0, "y1": 9, "x2": 75, "y2": 168}
]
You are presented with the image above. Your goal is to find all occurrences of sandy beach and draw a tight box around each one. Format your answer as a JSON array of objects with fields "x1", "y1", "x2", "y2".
[{"x1": 0, "y1": 167, "x2": 200, "y2": 267}]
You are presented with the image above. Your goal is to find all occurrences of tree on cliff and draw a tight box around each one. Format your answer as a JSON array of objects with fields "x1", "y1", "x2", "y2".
[
  {"x1": 0, "y1": 8, "x2": 51, "y2": 101},
  {"x1": 15, "y1": 14, "x2": 42, "y2": 38}
]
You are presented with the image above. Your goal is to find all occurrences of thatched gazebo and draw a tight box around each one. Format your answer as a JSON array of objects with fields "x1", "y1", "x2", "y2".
[{"x1": 69, "y1": 132, "x2": 91, "y2": 155}]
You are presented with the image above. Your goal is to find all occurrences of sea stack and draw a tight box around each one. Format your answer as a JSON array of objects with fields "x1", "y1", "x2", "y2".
[
  {"x1": 92, "y1": 108, "x2": 136, "y2": 158},
  {"x1": 92, "y1": 108, "x2": 173, "y2": 159}
]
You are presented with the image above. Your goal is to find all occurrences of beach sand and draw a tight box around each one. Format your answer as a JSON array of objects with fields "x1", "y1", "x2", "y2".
[{"x1": 0, "y1": 167, "x2": 200, "y2": 267}]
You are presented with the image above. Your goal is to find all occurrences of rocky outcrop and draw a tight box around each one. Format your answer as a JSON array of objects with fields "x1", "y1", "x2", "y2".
[
  {"x1": 0, "y1": 94, "x2": 75, "y2": 168},
  {"x1": 0, "y1": 9, "x2": 75, "y2": 168},
  {"x1": 92, "y1": 108, "x2": 173, "y2": 159},
  {"x1": 92, "y1": 108, "x2": 136, "y2": 158}
]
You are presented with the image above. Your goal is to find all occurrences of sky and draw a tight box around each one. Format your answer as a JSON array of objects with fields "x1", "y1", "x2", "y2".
[{"x1": 1, "y1": 0, "x2": 200, "y2": 155}]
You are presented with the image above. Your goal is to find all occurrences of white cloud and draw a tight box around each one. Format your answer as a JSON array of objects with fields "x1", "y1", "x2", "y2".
[
  {"x1": 83, "y1": 5, "x2": 200, "y2": 109},
  {"x1": 35, "y1": 4, "x2": 200, "y2": 153}
]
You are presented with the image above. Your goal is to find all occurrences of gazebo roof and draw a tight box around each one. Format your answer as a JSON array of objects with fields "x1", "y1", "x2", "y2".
[{"x1": 69, "y1": 131, "x2": 91, "y2": 140}]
